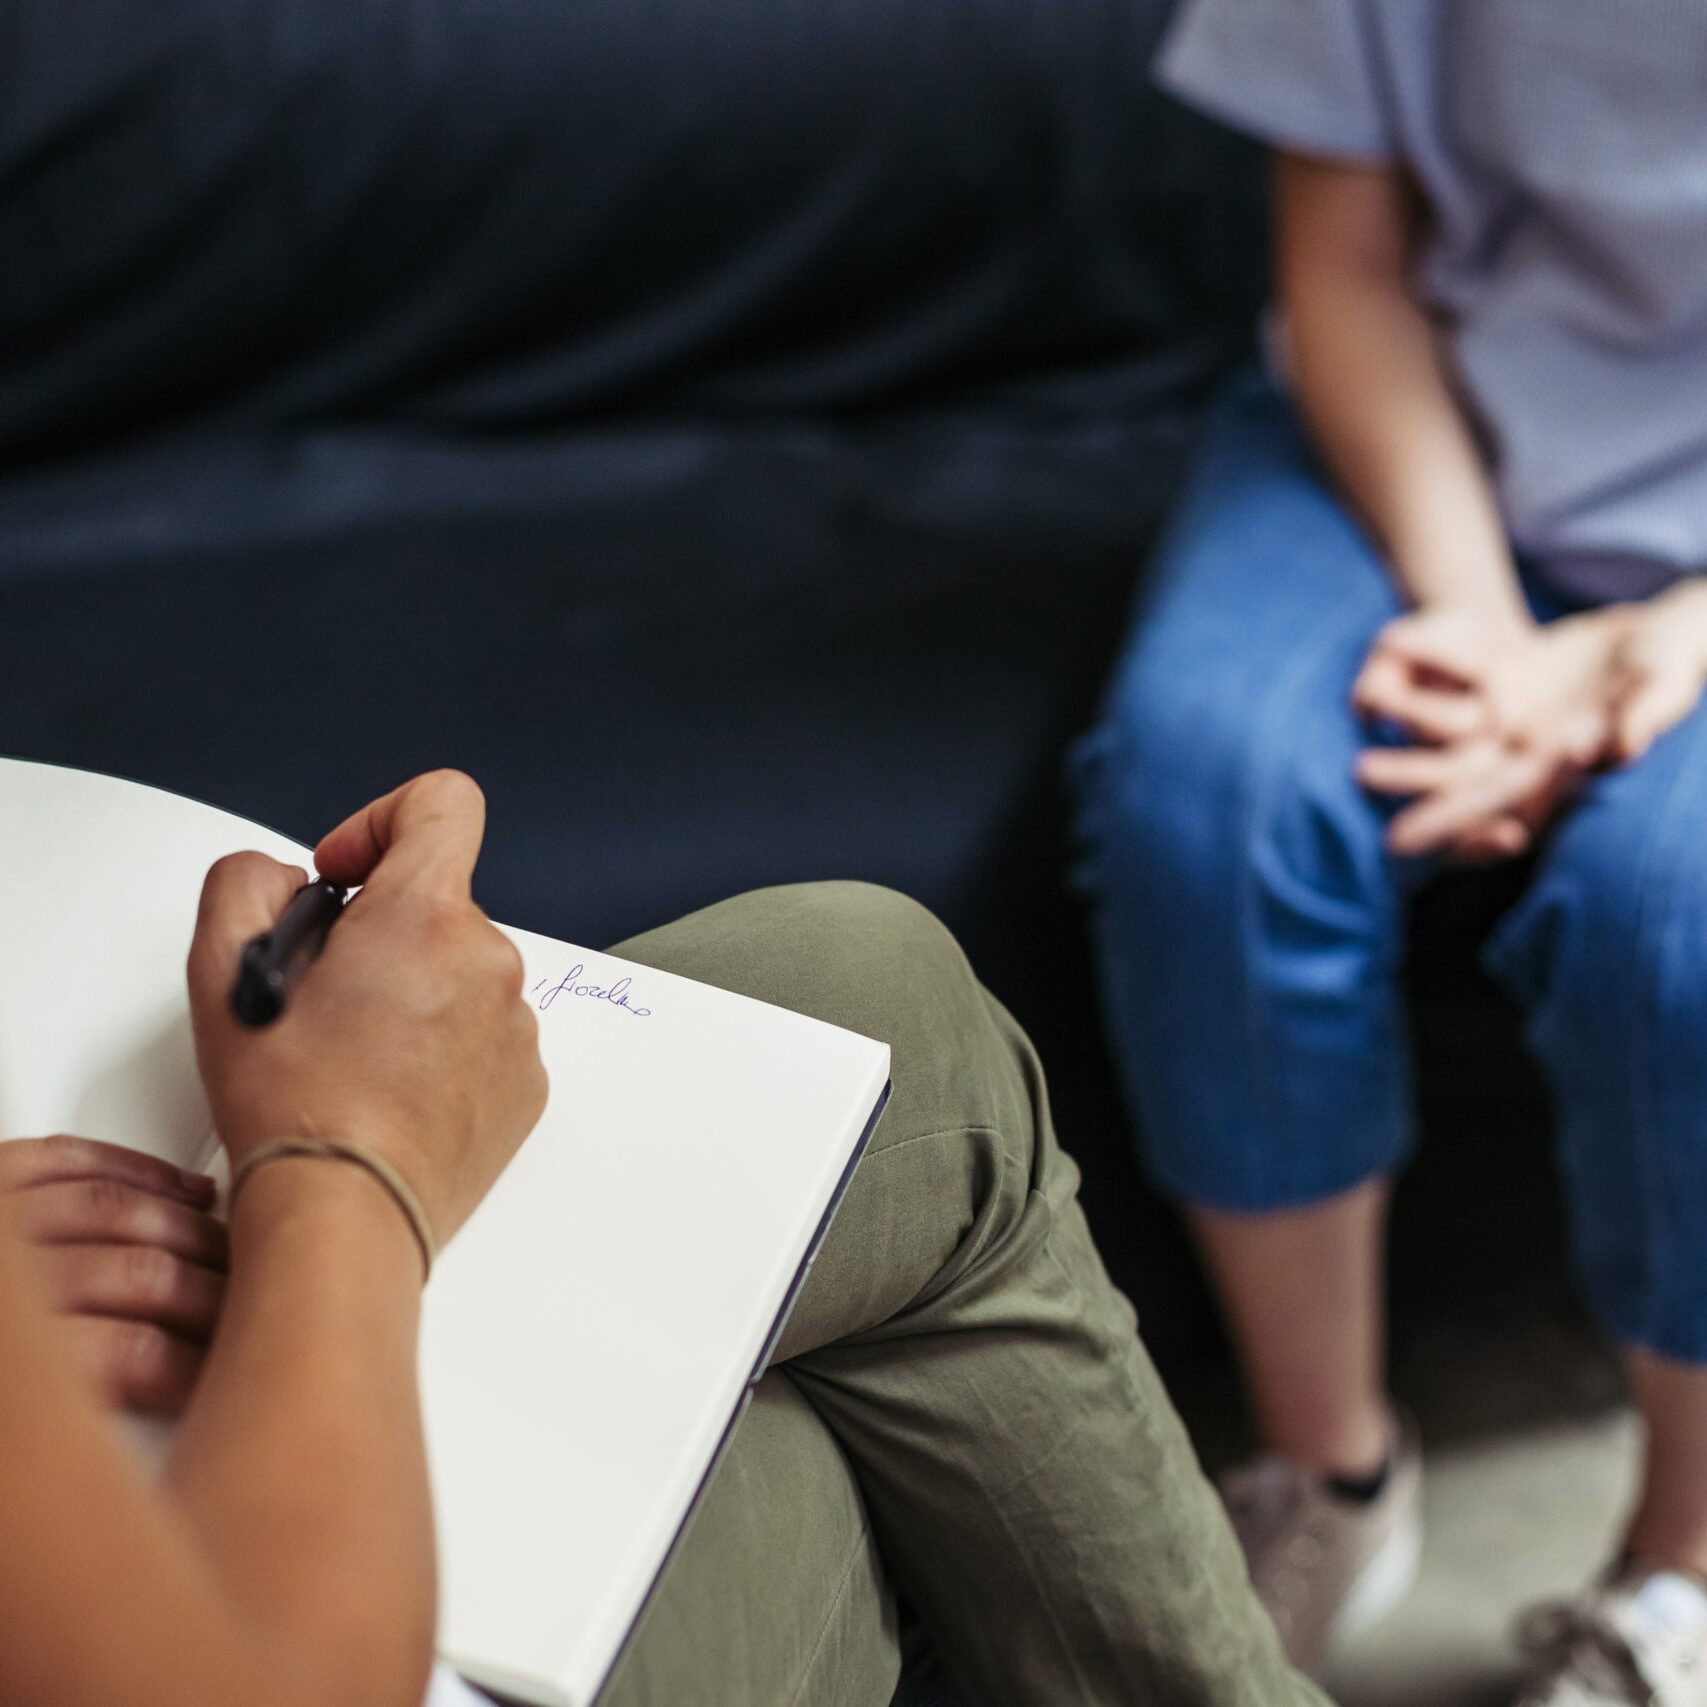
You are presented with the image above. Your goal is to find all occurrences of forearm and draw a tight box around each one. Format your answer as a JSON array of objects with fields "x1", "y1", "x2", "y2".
[
  {"x1": 0, "y1": 772, "x2": 540, "y2": 1707},
  {"x1": 165, "y1": 1160, "x2": 435, "y2": 1707},
  {"x1": 1276, "y1": 151, "x2": 1528, "y2": 629},
  {"x1": 0, "y1": 1168, "x2": 415, "y2": 1707},
  {"x1": 0, "y1": 1163, "x2": 433, "y2": 1707}
]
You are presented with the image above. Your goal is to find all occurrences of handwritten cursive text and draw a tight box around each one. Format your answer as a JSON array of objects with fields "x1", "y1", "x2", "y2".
[{"x1": 532, "y1": 967, "x2": 653, "y2": 1019}]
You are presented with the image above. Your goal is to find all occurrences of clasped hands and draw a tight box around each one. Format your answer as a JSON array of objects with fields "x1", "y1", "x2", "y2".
[
  {"x1": 1353, "y1": 584, "x2": 1707, "y2": 861},
  {"x1": 1, "y1": 770, "x2": 547, "y2": 1416}
]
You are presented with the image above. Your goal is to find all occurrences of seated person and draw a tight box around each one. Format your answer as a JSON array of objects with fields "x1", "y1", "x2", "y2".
[
  {"x1": 2, "y1": 4, "x2": 1312, "y2": 1699},
  {"x1": 1072, "y1": 0, "x2": 1707, "y2": 1698},
  {"x1": 0, "y1": 770, "x2": 1323, "y2": 1707}
]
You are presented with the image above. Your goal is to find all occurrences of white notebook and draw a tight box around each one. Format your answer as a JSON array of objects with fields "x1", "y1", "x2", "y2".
[{"x1": 0, "y1": 758, "x2": 891, "y2": 1707}]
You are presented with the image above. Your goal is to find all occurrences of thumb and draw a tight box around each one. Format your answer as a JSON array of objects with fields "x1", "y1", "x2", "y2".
[
  {"x1": 1608, "y1": 662, "x2": 1705, "y2": 765},
  {"x1": 313, "y1": 770, "x2": 486, "y2": 898},
  {"x1": 1559, "y1": 702, "x2": 1614, "y2": 770},
  {"x1": 1378, "y1": 609, "x2": 1491, "y2": 687}
]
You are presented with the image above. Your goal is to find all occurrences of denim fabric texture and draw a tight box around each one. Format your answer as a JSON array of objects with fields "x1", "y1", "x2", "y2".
[{"x1": 1071, "y1": 372, "x2": 1707, "y2": 1363}]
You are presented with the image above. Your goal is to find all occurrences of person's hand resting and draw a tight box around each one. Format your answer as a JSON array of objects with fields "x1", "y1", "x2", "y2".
[
  {"x1": 1352, "y1": 586, "x2": 1707, "y2": 861},
  {"x1": 186, "y1": 769, "x2": 548, "y2": 1262},
  {"x1": 0, "y1": 1135, "x2": 226, "y2": 1414},
  {"x1": 1599, "y1": 581, "x2": 1707, "y2": 764},
  {"x1": 1353, "y1": 604, "x2": 1614, "y2": 861}
]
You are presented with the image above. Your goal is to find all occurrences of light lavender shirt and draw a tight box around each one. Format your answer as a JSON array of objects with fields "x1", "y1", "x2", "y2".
[{"x1": 1157, "y1": 0, "x2": 1707, "y2": 602}]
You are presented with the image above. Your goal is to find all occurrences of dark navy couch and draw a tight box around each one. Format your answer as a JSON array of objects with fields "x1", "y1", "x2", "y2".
[
  {"x1": 1, "y1": 8, "x2": 1574, "y2": 1660},
  {"x1": 1, "y1": 0, "x2": 1282, "y2": 1356},
  {"x1": 1, "y1": 3, "x2": 1586, "y2": 1698}
]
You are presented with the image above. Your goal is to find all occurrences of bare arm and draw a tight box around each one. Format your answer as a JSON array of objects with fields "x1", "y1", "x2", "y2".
[
  {"x1": 0, "y1": 770, "x2": 547, "y2": 1707},
  {"x1": 1275, "y1": 150, "x2": 1528, "y2": 631},
  {"x1": 1274, "y1": 151, "x2": 1707, "y2": 856},
  {"x1": 0, "y1": 1171, "x2": 429, "y2": 1707},
  {"x1": 162, "y1": 1164, "x2": 436, "y2": 1707}
]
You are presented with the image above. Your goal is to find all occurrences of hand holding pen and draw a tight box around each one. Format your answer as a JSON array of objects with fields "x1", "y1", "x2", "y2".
[
  {"x1": 188, "y1": 771, "x2": 548, "y2": 1265},
  {"x1": 231, "y1": 877, "x2": 347, "y2": 1026}
]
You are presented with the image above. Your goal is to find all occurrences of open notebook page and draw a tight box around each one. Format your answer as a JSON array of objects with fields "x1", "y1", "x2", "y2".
[{"x1": 0, "y1": 758, "x2": 890, "y2": 1707}]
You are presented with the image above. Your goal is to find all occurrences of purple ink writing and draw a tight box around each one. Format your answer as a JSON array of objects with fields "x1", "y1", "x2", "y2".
[{"x1": 532, "y1": 967, "x2": 652, "y2": 1018}]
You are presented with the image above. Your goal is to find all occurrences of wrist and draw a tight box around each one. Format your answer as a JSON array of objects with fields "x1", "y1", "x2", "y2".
[
  {"x1": 228, "y1": 1154, "x2": 427, "y2": 1295},
  {"x1": 230, "y1": 1140, "x2": 436, "y2": 1281},
  {"x1": 1410, "y1": 590, "x2": 1534, "y2": 641},
  {"x1": 1386, "y1": 528, "x2": 1529, "y2": 635}
]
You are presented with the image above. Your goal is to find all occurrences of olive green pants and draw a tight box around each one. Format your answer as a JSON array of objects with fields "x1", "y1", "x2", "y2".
[{"x1": 591, "y1": 882, "x2": 1325, "y2": 1707}]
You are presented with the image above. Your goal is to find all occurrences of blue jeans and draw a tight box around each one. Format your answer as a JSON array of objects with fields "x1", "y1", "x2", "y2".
[{"x1": 1071, "y1": 373, "x2": 1707, "y2": 1363}]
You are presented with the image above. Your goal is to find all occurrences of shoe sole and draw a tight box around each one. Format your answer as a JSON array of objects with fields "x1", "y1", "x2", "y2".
[{"x1": 1330, "y1": 1508, "x2": 1423, "y2": 1647}]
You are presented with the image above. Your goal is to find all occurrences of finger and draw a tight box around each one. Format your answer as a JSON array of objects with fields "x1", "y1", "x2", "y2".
[
  {"x1": 1355, "y1": 743, "x2": 1472, "y2": 798},
  {"x1": 60, "y1": 1317, "x2": 204, "y2": 1416},
  {"x1": 1351, "y1": 648, "x2": 1414, "y2": 716},
  {"x1": 1353, "y1": 640, "x2": 1482, "y2": 721},
  {"x1": 185, "y1": 851, "x2": 309, "y2": 1023},
  {"x1": 1446, "y1": 815, "x2": 1533, "y2": 865},
  {"x1": 1385, "y1": 751, "x2": 1559, "y2": 857},
  {"x1": 1611, "y1": 674, "x2": 1704, "y2": 765},
  {"x1": 1353, "y1": 649, "x2": 1450, "y2": 729},
  {"x1": 14, "y1": 1178, "x2": 229, "y2": 1269},
  {"x1": 0, "y1": 1135, "x2": 215, "y2": 1207},
  {"x1": 39, "y1": 1243, "x2": 225, "y2": 1342},
  {"x1": 1559, "y1": 706, "x2": 1615, "y2": 769},
  {"x1": 1372, "y1": 612, "x2": 1490, "y2": 686},
  {"x1": 313, "y1": 769, "x2": 486, "y2": 897},
  {"x1": 1356, "y1": 674, "x2": 1486, "y2": 743}
]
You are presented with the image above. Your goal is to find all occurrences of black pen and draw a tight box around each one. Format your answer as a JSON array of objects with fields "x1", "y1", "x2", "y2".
[{"x1": 230, "y1": 877, "x2": 348, "y2": 1027}]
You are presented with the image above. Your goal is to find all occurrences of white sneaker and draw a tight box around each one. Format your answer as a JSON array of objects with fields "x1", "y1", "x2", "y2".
[
  {"x1": 1219, "y1": 1417, "x2": 1423, "y2": 1676},
  {"x1": 1515, "y1": 1568, "x2": 1707, "y2": 1707}
]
